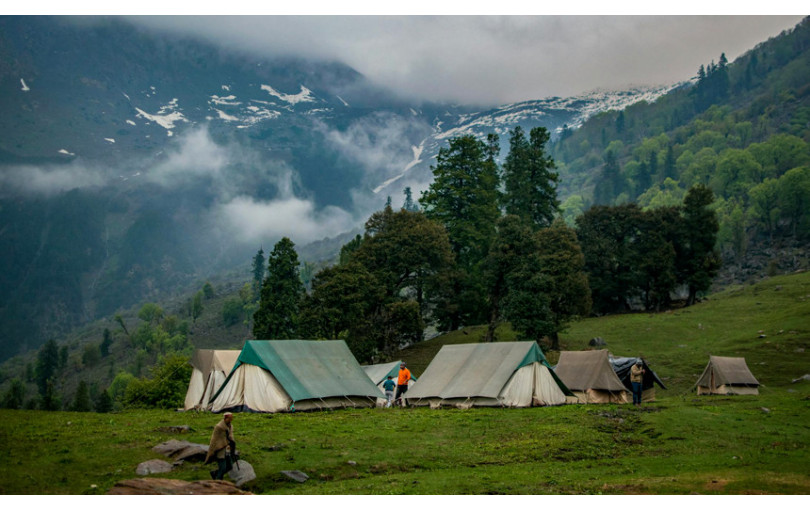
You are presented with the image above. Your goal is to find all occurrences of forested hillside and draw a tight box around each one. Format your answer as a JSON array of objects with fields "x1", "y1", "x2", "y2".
[
  {"x1": 3, "y1": 18, "x2": 810, "y2": 415},
  {"x1": 553, "y1": 17, "x2": 810, "y2": 276}
]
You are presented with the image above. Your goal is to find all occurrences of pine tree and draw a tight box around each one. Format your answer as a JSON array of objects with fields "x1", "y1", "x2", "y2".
[
  {"x1": 502, "y1": 126, "x2": 559, "y2": 229},
  {"x1": 72, "y1": 380, "x2": 92, "y2": 412},
  {"x1": 35, "y1": 339, "x2": 60, "y2": 399},
  {"x1": 420, "y1": 134, "x2": 501, "y2": 328},
  {"x1": 253, "y1": 237, "x2": 304, "y2": 339},
  {"x1": 251, "y1": 247, "x2": 265, "y2": 297},
  {"x1": 535, "y1": 220, "x2": 592, "y2": 349},
  {"x1": 94, "y1": 388, "x2": 114, "y2": 413},
  {"x1": 100, "y1": 328, "x2": 112, "y2": 357},
  {"x1": 402, "y1": 187, "x2": 418, "y2": 212},
  {"x1": 678, "y1": 185, "x2": 721, "y2": 305}
]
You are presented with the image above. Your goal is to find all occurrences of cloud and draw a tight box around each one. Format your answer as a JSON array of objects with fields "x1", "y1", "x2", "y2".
[
  {"x1": 125, "y1": 15, "x2": 806, "y2": 106},
  {"x1": 0, "y1": 161, "x2": 107, "y2": 196},
  {"x1": 145, "y1": 127, "x2": 231, "y2": 186},
  {"x1": 217, "y1": 194, "x2": 357, "y2": 246},
  {"x1": 319, "y1": 112, "x2": 432, "y2": 189}
]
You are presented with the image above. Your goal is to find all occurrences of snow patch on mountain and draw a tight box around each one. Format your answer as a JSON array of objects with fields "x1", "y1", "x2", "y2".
[
  {"x1": 135, "y1": 98, "x2": 187, "y2": 136},
  {"x1": 126, "y1": 120, "x2": 136, "y2": 126},
  {"x1": 58, "y1": 149, "x2": 75, "y2": 156},
  {"x1": 373, "y1": 142, "x2": 425, "y2": 194},
  {"x1": 20, "y1": 78, "x2": 30, "y2": 92},
  {"x1": 260, "y1": 84, "x2": 317, "y2": 105},
  {"x1": 210, "y1": 95, "x2": 241, "y2": 106},
  {"x1": 104, "y1": 138, "x2": 115, "y2": 143},
  {"x1": 213, "y1": 108, "x2": 240, "y2": 122},
  {"x1": 336, "y1": 95, "x2": 349, "y2": 107}
]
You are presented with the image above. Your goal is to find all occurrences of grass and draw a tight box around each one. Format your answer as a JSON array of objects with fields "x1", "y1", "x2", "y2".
[{"x1": 1, "y1": 272, "x2": 809, "y2": 495}]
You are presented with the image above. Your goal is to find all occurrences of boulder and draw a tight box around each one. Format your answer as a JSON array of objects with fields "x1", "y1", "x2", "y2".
[
  {"x1": 227, "y1": 460, "x2": 256, "y2": 487},
  {"x1": 152, "y1": 439, "x2": 209, "y2": 462},
  {"x1": 136, "y1": 459, "x2": 173, "y2": 475},
  {"x1": 791, "y1": 374, "x2": 810, "y2": 383},
  {"x1": 588, "y1": 337, "x2": 607, "y2": 347},
  {"x1": 109, "y1": 478, "x2": 251, "y2": 495}
]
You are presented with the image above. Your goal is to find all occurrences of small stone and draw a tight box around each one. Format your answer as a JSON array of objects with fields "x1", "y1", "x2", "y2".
[
  {"x1": 347, "y1": 460, "x2": 357, "y2": 466},
  {"x1": 281, "y1": 470, "x2": 309, "y2": 483},
  {"x1": 760, "y1": 407, "x2": 770, "y2": 413},
  {"x1": 136, "y1": 459, "x2": 173, "y2": 476}
]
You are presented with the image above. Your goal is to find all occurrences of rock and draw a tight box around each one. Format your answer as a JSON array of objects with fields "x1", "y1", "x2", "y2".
[
  {"x1": 136, "y1": 459, "x2": 173, "y2": 475},
  {"x1": 227, "y1": 460, "x2": 256, "y2": 487},
  {"x1": 109, "y1": 478, "x2": 251, "y2": 495},
  {"x1": 791, "y1": 374, "x2": 810, "y2": 383},
  {"x1": 347, "y1": 460, "x2": 357, "y2": 466},
  {"x1": 760, "y1": 407, "x2": 770, "y2": 414},
  {"x1": 588, "y1": 337, "x2": 606, "y2": 347},
  {"x1": 157, "y1": 425, "x2": 194, "y2": 434},
  {"x1": 152, "y1": 439, "x2": 209, "y2": 462},
  {"x1": 282, "y1": 470, "x2": 309, "y2": 483}
]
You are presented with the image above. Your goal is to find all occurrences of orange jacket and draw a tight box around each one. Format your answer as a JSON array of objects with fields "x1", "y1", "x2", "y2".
[{"x1": 397, "y1": 368, "x2": 411, "y2": 385}]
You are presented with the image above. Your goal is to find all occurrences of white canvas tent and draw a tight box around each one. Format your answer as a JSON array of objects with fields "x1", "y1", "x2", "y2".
[
  {"x1": 405, "y1": 342, "x2": 571, "y2": 409},
  {"x1": 696, "y1": 355, "x2": 760, "y2": 395},
  {"x1": 184, "y1": 349, "x2": 240, "y2": 411},
  {"x1": 554, "y1": 350, "x2": 631, "y2": 404},
  {"x1": 209, "y1": 340, "x2": 385, "y2": 413}
]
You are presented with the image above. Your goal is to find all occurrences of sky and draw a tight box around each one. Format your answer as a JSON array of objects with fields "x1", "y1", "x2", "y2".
[{"x1": 122, "y1": 13, "x2": 806, "y2": 106}]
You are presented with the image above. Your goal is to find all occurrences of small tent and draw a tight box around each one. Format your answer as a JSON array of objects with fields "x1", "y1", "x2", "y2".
[
  {"x1": 609, "y1": 355, "x2": 667, "y2": 403},
  {"x1": 184, "y1": 349, "x2": 240, "y2": 411},
  {"x1": 554, "y1": 350, "x2": 631, "y2": 404},
  {"x1": 405, "y1": 342, "x2": 572, "y2": 408},
  {"x1": 361, "y1": 360, "x2": 417, "y2": 406},
  {"x1": 696, "y1": 355, "x2": 760, "y2": 395},
  {"x1": 210, "y1": 340, "x2": 385, "y2": 413}
]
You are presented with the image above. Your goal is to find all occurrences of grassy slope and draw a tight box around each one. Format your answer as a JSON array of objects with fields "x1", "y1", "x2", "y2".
[{"x1": 1, "y1": 272, "x2": 809, "y2": 495}]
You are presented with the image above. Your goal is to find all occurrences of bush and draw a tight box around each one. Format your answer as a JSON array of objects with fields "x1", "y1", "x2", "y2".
[
  {"x1": 222, "y1": 297, "x2": 243, "y2": 326},
  {"x1": 1, "y1": 379, "x2": 26, "y2": 409},
  {"x1": 122, "y1": 354, "x2": 192, "y2": 409}
]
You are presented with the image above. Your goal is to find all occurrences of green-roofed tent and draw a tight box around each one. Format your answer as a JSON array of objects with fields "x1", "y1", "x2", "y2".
[
  {"x1": 405, "y1": 342, "x2": 572, "y2": 408},
  {"x1": 210, "y1": 340, "x2": 385, "y2": 413},
  {"x1": 362, "y1": 360, "x2": 417, "y2": 406}
]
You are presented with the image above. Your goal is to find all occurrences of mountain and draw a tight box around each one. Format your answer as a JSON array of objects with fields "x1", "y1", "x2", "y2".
[{"x1": 0, "y1": 16, "x2": 678, "y2": 362}]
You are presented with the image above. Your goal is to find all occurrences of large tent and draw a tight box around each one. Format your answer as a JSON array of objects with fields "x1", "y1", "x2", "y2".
[
  {"x1": 554, "y1": 350, "x2": 631, "y2": 404},
  {"x1": 362, "y1": 360, "x2": 417, "y2": 406},
  {"x1": 609, "y1": 355, "x2": 667, "y2": 403},
  {"x1": 210, "y1": 340, "x2": 385, "y2": 413},
  {"x1": 405, "y1": 342, "x2": 572, "y2": 408},
  {"x1": 184, "y1": 349, "x2": 240, "y2": 411},
  {"x1": 696, "y1": 355, "x2": 760, "y2": 395}
]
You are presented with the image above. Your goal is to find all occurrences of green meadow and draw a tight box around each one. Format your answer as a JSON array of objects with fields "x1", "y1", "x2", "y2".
[{"x1": 2, "y1": 272, "x2": 809, "y2": 495}]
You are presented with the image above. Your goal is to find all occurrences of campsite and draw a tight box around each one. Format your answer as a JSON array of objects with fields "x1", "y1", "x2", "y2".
[{"x1": 1, "y1": 272, "x2": 808, "y2": 495}]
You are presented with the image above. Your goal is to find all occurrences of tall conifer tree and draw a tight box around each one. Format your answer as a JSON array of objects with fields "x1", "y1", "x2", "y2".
[{"x1": 253, "y1": 237, "x2": 304, "y2": 339}]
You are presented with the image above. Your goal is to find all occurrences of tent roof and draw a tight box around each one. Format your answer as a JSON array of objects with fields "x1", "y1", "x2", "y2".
[
  {"x1": 610, "y1": 356, "x2": 667, "y2": 389},
  {"x1": 190, "y1": 349, "x2": 240, "y2": 381},
  {"x1": 697, "y1": 355, "x2": 760, "y2": 387},
  {"x1": 407, "y1": 341, "x2": 570, "y2": 400},
  {"x1": 554, "y1": 350, "x2": 628, "y2": 392},
  {"x1": 361, "y1": 361, "x2": 417, "y2": 385},
  {"x1": 218, "y1": 340, "x2": 384, "y2": 402}
]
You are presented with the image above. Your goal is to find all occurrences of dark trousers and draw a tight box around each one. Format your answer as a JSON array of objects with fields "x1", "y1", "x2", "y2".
[
  {"x1": 631, "y1": 382, "x2": 643, "y2": 405},
  {"x1": 395, "y1": 384, "x2": 408, "y2": 405},
  {"x1": 212, "y1": 456, "x2": 231, "y2": 480}
]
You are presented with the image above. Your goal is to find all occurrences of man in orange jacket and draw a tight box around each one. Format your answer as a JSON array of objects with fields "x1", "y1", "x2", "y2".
[{"x1": 395, "y1": 362, "x2": 411, "y2": 407}]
